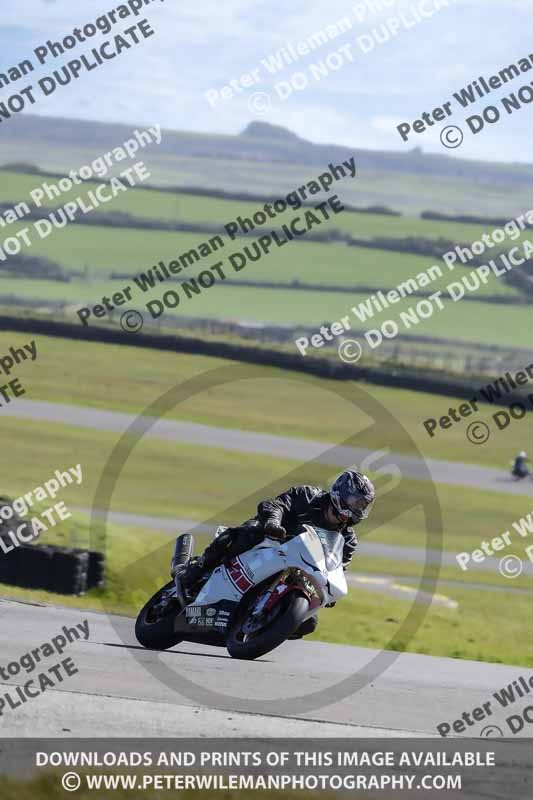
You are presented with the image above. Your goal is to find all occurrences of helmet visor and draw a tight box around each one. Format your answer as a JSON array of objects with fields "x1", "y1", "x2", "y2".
[{"x1": 337, "y1": 494, "x2": 374, "y2": 521}]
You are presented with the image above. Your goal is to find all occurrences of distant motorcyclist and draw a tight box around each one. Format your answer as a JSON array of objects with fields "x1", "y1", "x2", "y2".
[
  {"x1": 512, "y1": 451, "x2": 530, "y2": 479},
  {"x1": 174, "y1": 470, "x2": 376, "y2": 636}
]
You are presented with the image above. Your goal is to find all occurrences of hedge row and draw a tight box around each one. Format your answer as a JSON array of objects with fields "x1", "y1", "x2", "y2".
[{"x1": 0, "y1": 313, "x2": 527, "y2": 404}]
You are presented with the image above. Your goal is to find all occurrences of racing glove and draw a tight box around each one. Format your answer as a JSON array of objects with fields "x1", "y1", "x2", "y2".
[{"x1": 264, "y1": 520, "x2": 287, "y2": 540}]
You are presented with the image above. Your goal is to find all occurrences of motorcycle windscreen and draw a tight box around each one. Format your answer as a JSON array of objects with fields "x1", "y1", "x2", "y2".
[{"x1": 315, "y1": 529, "x2": 345, "y2": 571}]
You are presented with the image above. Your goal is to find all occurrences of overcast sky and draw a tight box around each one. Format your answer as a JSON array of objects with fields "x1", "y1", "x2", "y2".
[{"x1": 1, "y1": 0, "x2": 531, "y2": 163}]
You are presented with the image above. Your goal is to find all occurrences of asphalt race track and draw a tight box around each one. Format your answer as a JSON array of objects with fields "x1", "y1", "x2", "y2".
[
  {"x1": 1, "y1": 599, "x2": 532, "y2": 738},
  {"x1": 3, "y1": 398, "x2": 533, "y2": 738}
]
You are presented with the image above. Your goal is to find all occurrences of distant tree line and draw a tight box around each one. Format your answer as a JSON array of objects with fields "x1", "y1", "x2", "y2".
[
  {"x1": 0, "y1": 253, "x2": 71, "y2": 282},
  {"x1": 1, "y1": 163, "x2": 401, "y2": 217},
  {"x1": 421, "y1": 210, "x2": 533, "y2": 228}
]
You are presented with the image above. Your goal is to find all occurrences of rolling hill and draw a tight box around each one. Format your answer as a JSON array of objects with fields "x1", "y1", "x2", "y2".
[{"x1": 0, "y1": 114, "x2": 531, "y2": 216}]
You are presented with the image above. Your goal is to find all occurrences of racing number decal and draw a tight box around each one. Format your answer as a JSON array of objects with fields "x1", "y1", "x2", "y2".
[{"x1": 226, "y1": 557, "x2": 253, "y2": 594}]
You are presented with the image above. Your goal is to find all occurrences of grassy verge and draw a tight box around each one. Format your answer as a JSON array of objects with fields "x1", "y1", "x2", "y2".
[
  {"x1": 0, "y1": 415, "x2": 327, "y2": 526},
  {"x1": 1, "y1": 414, "x2": 533, "y2": 559},
  {"x1": 350, "y1": 554, "x2": 533, "y2": 592},
  {"x1": 2, "y1": 330, "x2": 530, "y2": 469},
  {"x1": 0, "y1": 773, "x2": 322, "y2": 800},
  {"x1": 364, "y1": 479, "x2": 533, "y2": 556},
  {"x1": 311, "y1": 582, "x2": 533, "y2": 666}
]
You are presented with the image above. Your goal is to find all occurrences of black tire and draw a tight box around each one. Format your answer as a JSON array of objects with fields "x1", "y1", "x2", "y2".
[
  {"x1": 227, "y1": 592, "x2": 310, "y2": 660},
  {"x1": 135, "y1": 580, "x2": 184, "y2": 650}
]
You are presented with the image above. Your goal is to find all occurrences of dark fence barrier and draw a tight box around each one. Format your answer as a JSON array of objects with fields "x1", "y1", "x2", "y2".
[
  {"x1": 2, "y1": 313, "x2": 533, "y2": 406},
  {"x1": 0, "y1": 540, "x2": 105, "y2": 595}
]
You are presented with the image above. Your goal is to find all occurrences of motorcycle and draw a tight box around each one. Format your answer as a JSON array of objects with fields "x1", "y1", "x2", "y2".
[
  {"x1": 510, "y1": 461, "x2": 531, "y2": 481},
  {"x1": 135, "y1": 523, "x2": 348, "y2": 660}
]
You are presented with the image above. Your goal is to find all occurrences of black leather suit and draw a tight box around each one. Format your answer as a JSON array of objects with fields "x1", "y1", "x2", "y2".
[{"x1": 201, "y1": 484, "x2": 359, "y2": 569}]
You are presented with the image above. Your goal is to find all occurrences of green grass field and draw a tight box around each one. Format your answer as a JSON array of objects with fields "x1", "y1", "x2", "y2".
[
  {"x1": 0, "y1": 774, "x2": 319, "y2": 800},
  {"x1": 1, "y1": 166, "x2": 529, "y2": 351},
  {"x1": 314, "y1": 583, "x2": 533, "y2": 665},
  {"x1": 1, "y1": 198, "x2": 521, "y2": 300},
  {"x1": 4, "y1": 330, "x2": 531, "y2": 469},
  {"x1": 0, "y1": 275, "x2": 529, "y2": 348},
  {"x1": 348, "y1": 553, "x2": 533, "y2": 591},
  {"x1": 0, "y1": 167, "x2": 504, "y2": 244},
  {"x1": 121, "y1": 282, "x2": 529, "y2": 347}
]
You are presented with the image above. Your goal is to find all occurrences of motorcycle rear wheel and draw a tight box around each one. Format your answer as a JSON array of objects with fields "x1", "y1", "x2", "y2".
[
  {"x1": 135, "y1": 580, "x2": 184, "y2": 650},
  {"x1": 226, "y1": 591, "x2": 310, "y2": 660}
]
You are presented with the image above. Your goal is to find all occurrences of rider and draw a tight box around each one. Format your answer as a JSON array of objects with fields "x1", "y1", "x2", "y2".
[
  {"x1": 174, "y1": 469, "x2": 376, "y2": 636},
  {"x1": 512, "y1": 451, "x2": 529, "y2": 478}
]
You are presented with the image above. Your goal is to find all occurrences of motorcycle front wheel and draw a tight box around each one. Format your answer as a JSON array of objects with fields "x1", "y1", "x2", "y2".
[
  {"x1": 135, "y1": 580, "x2": 184, "y2": 650},
  {"x1": 226, "y1": 591, "x2": 310, "y2": 660}
]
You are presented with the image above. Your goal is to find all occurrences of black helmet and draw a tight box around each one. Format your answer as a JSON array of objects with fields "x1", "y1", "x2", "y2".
[{"x1": 330, "y1": 470, "x2": 375, "y2": 523}]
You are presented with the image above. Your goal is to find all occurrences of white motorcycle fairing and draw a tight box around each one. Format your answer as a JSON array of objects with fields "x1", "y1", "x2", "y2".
[{"x1": 182, "y1": 525, "x2": 348, "y2": 631}]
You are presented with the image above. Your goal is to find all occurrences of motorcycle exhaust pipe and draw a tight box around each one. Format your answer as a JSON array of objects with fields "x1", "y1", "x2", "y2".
[{"x1": 170, "y1": 533, "x2": 194, "y2": 577}]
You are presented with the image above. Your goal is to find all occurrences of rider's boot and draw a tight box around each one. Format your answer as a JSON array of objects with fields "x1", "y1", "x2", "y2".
[
  {"x1": 173, "y1": 532, "x2": 233, "y2": 606},
  {"x1": 173, "y1": 556, "x2": 208, "y2": 606}
]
